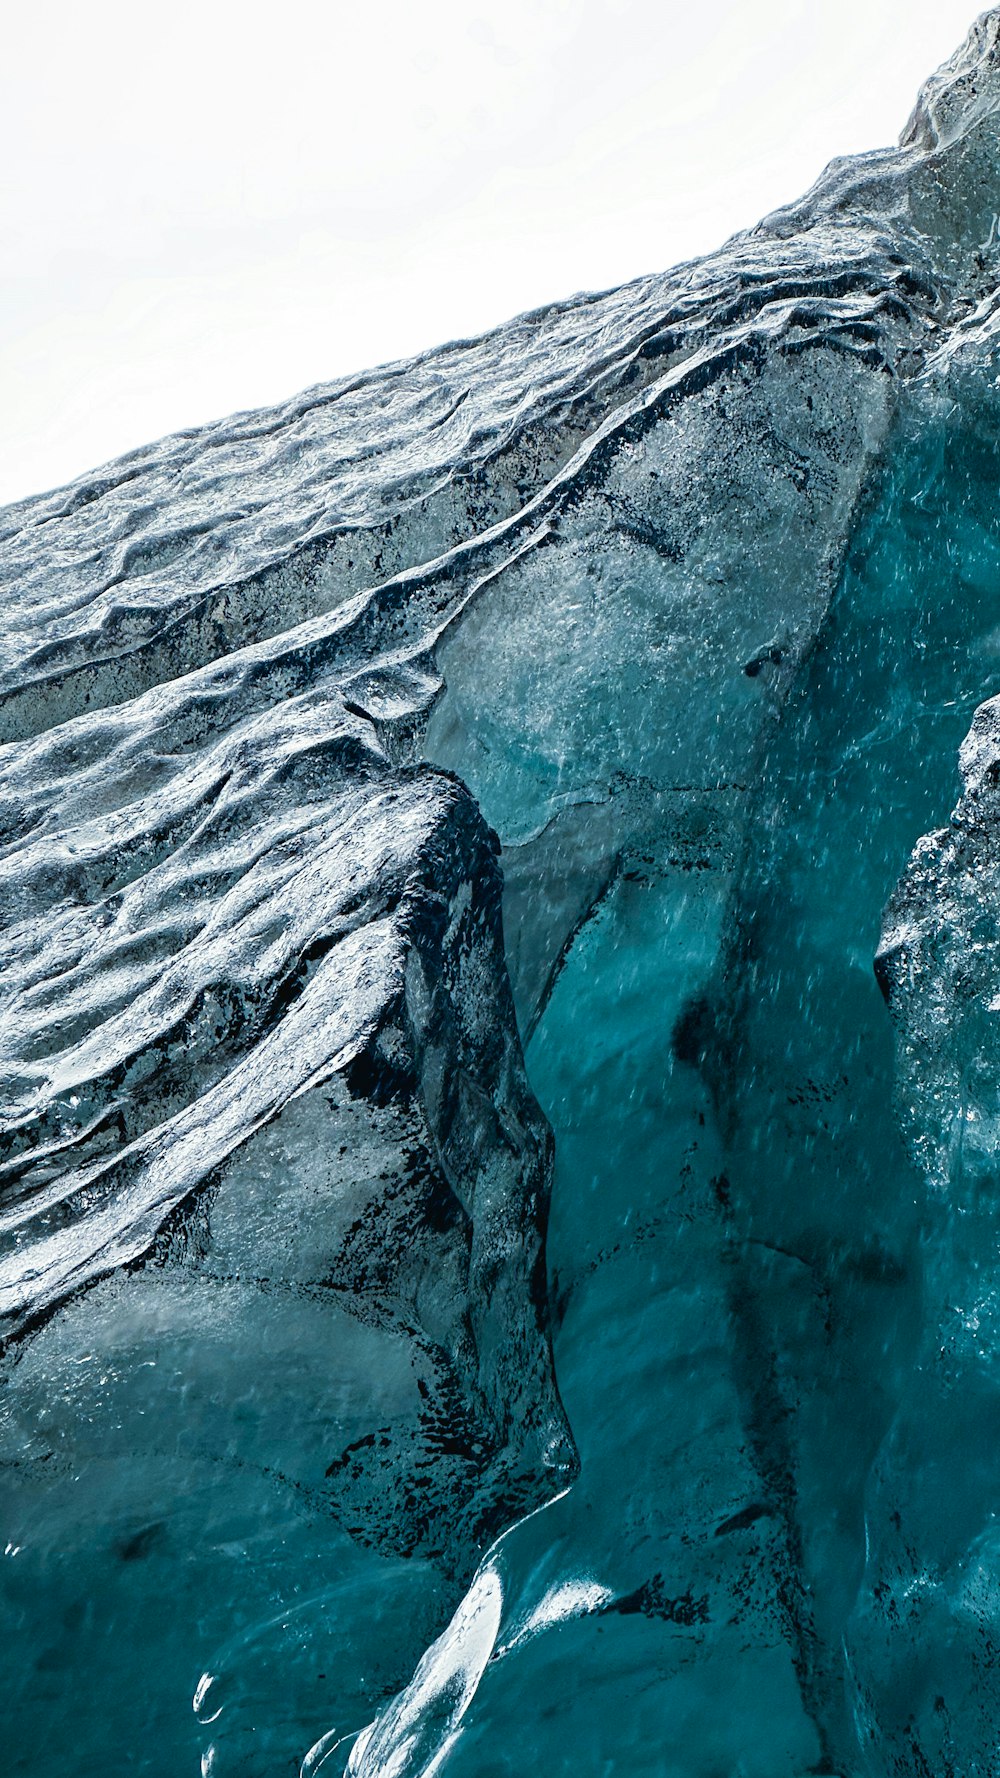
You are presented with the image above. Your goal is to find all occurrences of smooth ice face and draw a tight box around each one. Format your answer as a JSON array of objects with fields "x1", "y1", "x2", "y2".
[{"x1": 6, "y1": 11, "x2": 1000, "y2": 1778}]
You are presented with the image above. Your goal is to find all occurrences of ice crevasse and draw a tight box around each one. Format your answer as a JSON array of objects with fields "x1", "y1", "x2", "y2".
[{"x1": 5, "y1": 13, "x2": 1000, "y2": 1777}]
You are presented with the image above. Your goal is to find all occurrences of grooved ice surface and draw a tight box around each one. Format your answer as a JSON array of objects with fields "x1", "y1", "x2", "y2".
[{"x1": 5, "y1": 12, "x2": 1000, "y2": 1777}]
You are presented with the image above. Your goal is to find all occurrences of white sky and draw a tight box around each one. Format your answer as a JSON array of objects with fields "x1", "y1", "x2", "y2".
[{"x1": 0, "y1": 0, "x2": 984, "y2": 506}]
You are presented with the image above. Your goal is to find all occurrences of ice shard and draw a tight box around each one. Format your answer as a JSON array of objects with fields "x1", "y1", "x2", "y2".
[{"x1": 6, "y1": 11, "x2": 1000, "y2": 1777}]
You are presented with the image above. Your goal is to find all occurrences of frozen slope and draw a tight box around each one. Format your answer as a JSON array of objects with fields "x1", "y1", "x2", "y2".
[{"x1": 4, "y1": 12, "x2": 1000, "y2": 1776}]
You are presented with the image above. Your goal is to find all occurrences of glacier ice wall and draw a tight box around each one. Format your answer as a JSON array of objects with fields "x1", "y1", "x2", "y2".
[{"x1": 5, "y1": 11, "x2": 1000, "y2": 1777}]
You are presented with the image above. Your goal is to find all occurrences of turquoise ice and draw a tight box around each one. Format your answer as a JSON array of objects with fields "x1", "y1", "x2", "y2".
[{"x1": 5, "y1": 13, "x2": 1000, "y2": 1777}]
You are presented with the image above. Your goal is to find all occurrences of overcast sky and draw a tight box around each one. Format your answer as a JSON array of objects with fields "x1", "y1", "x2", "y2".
[{"x1": 0, "y1": 1, "x2": 984, "y2": 506}]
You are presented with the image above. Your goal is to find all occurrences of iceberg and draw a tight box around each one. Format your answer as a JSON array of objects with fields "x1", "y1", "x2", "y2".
[{"x1": 5, "y1": 11, "x2": 1000, "y2": 1775}]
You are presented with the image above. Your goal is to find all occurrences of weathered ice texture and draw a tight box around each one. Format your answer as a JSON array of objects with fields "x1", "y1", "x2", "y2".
[
  {"x1": 868, "y1": 686, "x2": 1000, "y2": 1777},
  {"x1": 5, "y1": 12, "x2": 1000, "y2": 1778}
]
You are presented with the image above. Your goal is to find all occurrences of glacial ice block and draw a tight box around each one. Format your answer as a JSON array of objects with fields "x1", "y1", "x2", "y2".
[{"x1": 6, "y1": 10, "x2": 1000, "y2": 1778}]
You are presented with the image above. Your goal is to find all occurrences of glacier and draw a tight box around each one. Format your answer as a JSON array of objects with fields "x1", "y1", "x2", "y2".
[{"x1": 6, "y1": 11, "x2": 1000, "y2": 1777}]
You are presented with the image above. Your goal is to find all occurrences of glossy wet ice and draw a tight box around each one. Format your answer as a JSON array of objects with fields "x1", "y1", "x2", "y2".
[{"x1": 5, "y1": 14, "x2": 1000, "y2": 1778}]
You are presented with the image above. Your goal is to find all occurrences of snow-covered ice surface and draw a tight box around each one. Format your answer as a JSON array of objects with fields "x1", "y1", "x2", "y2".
[{"x1": 6, "y1": 12, "x2": 1000, "y2": 1775}]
